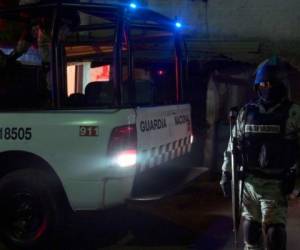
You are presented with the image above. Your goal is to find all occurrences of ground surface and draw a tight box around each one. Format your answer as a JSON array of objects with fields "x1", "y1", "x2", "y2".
[{"x1": 1, "y1": 172, "x2": 300, "y2": 250}]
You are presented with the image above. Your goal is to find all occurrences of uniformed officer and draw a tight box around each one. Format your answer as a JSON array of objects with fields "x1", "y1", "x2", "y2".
[{"x1": 220, "y1": 56, "x2": 300, "y2": 250}]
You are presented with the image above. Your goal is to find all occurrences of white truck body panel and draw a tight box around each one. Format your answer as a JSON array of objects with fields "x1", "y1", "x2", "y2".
[
  {"x1": 0, "y1": 3, "x2": 193, "y2": 248},
  {"x1": 136, "y1": 104, "x2": 192, "y2": 172},
  {"x1": 0, "y1": 104, "x2": 192, "y2": 211}
]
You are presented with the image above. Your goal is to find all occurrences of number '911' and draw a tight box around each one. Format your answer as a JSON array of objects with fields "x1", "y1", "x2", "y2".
[{"x1": 0, "y1": 128, "x2": 32, "y2": 140}]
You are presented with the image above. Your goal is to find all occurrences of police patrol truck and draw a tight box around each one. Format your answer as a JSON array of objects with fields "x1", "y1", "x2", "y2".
[{"x1": 0, "y1": 2, "x2": 193, "y2": 249}]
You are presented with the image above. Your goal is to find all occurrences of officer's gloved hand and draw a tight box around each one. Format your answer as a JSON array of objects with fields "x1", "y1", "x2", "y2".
[{"x1": 220, "y1": 171, "x2": 231, "y2": 198}]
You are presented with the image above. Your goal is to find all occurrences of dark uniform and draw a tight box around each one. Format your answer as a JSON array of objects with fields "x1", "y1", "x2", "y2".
[{"x1": 220, "y1": 57, "x2": 300, "y2": 250}]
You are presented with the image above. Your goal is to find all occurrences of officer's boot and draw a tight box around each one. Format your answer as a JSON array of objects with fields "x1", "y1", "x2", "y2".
[
  {"x1": 243, "y1": 219, "x2": 264, "y2": 250},
  {"x1": 265, "y1": 224, "x2": 286, "y2": 250}
]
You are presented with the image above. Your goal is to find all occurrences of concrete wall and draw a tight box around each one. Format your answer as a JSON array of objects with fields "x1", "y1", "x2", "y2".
[
  {"x1": 147, "y1": 0, "x2": 300, "y2": 41},
  {"x1": 146, "y1": 0, "x2": 300, "y2": 69}
]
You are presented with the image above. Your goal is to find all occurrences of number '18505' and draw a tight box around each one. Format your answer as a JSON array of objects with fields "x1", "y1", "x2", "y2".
[{"x1": 0, "y1": 127, "x2": 32, "y2": 140}]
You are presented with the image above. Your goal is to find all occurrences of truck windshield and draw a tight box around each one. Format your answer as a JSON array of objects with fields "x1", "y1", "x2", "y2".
[{"x1": 0, "y1": 8, "x2": 53, "y2": 109}]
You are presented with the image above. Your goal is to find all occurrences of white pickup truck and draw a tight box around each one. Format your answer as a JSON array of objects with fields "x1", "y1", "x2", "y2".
[{"x1": 0, "y1": 2, "x2": 194, "y2": 249}]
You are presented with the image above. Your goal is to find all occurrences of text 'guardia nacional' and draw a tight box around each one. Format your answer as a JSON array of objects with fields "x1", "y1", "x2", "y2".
[
  {"x1": 174, "y1": 115, "x2": 190, "y2": 125},
  {"x1": 140, "y1": 118, "x2": 167, "y2": 132}
]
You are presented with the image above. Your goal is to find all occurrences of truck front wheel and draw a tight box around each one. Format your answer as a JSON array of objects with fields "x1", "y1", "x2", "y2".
[{"x1": 0, "y1": 169, "x2": 63, "y2": 249}]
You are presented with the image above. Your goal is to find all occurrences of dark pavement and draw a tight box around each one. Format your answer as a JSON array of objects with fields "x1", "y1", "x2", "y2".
[{"x1": 1, "y1": 169, "x2": 300, "y2": 250}]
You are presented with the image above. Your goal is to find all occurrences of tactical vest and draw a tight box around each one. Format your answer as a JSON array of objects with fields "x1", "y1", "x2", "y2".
[{"x1": 240, "y1": 101, "x2": 297, "y2": 176}]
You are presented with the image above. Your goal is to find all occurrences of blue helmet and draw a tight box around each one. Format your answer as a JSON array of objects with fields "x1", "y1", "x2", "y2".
[{"x1": 254, "y1": 56, "x2": 282, "y2": 85}]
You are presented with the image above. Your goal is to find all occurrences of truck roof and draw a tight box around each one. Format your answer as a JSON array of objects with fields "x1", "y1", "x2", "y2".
[{"x1": 0, "y1": 1, "x2": 174, "y2": 30}]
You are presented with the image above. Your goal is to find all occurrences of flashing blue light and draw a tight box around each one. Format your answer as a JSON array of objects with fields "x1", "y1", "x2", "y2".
[
  {"x1": 129, "y1": 2, "x2": 137, "y2": 9},
  {"x1": 175, "y1": 22, "x2": 182, "y2": 28}
]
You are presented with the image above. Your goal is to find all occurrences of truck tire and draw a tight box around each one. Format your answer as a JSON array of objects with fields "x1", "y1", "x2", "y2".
[{"x1": 0, "y1": 169, "x2": 63, "y2": 250}]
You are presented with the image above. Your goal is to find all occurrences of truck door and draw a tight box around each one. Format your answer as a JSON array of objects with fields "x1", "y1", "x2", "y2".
[{"x1": 126, "y1": 21, "x2": 193, "y2": 197}]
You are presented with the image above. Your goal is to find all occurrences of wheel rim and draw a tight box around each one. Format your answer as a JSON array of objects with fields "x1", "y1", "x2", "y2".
[{"x1": 1, "y1": 191, "x2": 48, "y2": 242}]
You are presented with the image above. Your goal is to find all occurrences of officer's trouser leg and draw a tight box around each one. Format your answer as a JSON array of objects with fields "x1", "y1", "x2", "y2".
[
  {"x1": 243, "y1": 219, "x2": 264, "y2": 250},
  {"x1": 265, "y1": 224, "x2": 286, "y2": 250}
]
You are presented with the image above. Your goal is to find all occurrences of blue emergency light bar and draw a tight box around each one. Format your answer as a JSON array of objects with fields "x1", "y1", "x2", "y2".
[
  {"x1": 129, "y1": 2, "x2": 137, "y2": 9},
  {"x1": 175, "y1": 21, "x2": 182, "y2": 28}
]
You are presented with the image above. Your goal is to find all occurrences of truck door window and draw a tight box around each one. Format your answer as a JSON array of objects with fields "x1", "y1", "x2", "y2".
[
  {"x1": 129, "y1": 28, "x2": 177, "y2": 106},
  {"x1": 63, "y1": 11, "x2": 116, "y2": 108}
]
